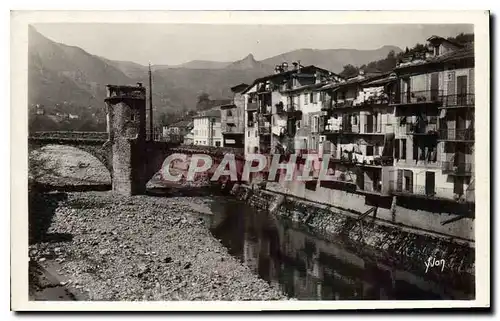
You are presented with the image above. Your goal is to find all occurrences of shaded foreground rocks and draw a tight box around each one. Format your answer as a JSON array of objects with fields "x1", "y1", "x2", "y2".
[{"x1": 29, "y1": 191, "x2": 287, "y2": 301}]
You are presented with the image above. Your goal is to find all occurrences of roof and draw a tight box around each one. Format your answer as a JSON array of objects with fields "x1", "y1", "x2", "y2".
[
  {"x1": 193, "y1": 108, "x2": 221, "y2": 119},
  {"x1": 241, "y1": 65, "x2": 338, "y2": 94},
  {"x1": 395, "y1": 47, "x2": 474, "y2": 70},
  {"x1": 220, "y1": 103, "x2": 236, "y2": 109},
  {"x1": 319, "y1": 73, "x2": 388, "y2": 91},
  {"x1": 281, "y1": 81, "x2": 328, "y2": 93},
  {"x1": 169, "y1": 120, "x2": 192, "y2": 128},
  {"x1": 361, "y1": 73, "x2": 397, "y2": 87},
  {"x1": 230, "y1": 83, "x2": 250, "y2": 93},
  {"x1": 427, "y1": 35, "x2": 465, "y2": 48}
]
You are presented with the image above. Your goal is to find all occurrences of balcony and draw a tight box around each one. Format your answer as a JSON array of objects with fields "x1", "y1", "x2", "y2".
[
  {"x1": 438, "y1": 128, "x2": 474, "y2": 142},
  {"x1": 391, "y1": 90, "x2": 444, "y2": 106},
  {"x1": 442, "y1": 93, "x2": 475, "y2": 108},
  {"x1": 405, "y1": 121, "x2": 438, "y2": 135},
  {"x1": 247, "y1": 102, "x2": 258, "y2": 111},
  {"x1": 388, "y1": 182, "x2": 471, "y2": 202},
  {"x1": 442, "y1": 161, "x2": 473, "y2": 176},
  {"x1": 225, "y1": 116, "x2": 236, "y2": 124},
  {"x1": 334, "y1": 99, "x2": 355, "y2": 108},
  {"x1": 259, "y1": 105, "x2": 272, "y2": 115},
  {"x1": 258, "y1": 120, "x2": 271, "y2": 135},
  {"x1": 221, "y1": 124, "x2": 242, "y2": 134},
  {"x1": 363, "y1": 124, "x2": 387, "y2": 135},
  {"x1": 362, "y1": 93, "x2": 391, "y2": 106}
]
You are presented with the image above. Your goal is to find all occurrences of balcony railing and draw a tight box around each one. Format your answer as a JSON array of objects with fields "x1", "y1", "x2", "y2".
[
  {"x1": 442, "y1": 161, "x2": 473, "y2": 175},
  {"x1": 334, "y1": 99, "x2": 355, "y2": 108},
  {"x1": 405, "y1": 121, "x2": 439, "y2": 135},
  {"x1": 221, "y1": 124, "x2": 242, "y2": 134},
  {"x1": 442, "y1": 93, "x2": 475, "y2": 108},
  {"x1": 392, "y1": 90, "x2": 444, "y2": 105},
  {"x1": 362, "y1": 94, "x2": 391, "y2": 106},
  {"x1": 258, "y1": 120, "x2": 271, "y2": 135},
  {"x1": 259, "y1": 105, "x2": 272, "y2": 115},
  {"x1": 247, "y1": 102, "x2": 258, "y2": 111},
  {"x1": 438, "y1": 128, "x2": 475, "y2": 141},
  {"x1": 388, "y1": 182, "x2": 472, "y2": 201}
]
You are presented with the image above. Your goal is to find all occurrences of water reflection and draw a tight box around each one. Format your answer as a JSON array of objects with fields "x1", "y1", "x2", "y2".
[{"x1": 209, "y1": 198, "x2": 460, "y2": 300}]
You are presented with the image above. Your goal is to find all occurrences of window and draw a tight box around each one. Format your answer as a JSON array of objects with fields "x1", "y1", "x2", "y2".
[
  {"x1": 401, "y1": 139, "x2": 407, "y2": 160},
  {"x1": 227, "y1": 110, "x2": 232, "y2": 117},
  {"x1": 366, "y1": 146, "x2": 374, "y2": 156},
  {"x1": 247, "y1": 131, "x2": 250, "y2": 137},
  {"x1": 394, "y1": 139, "x2": 400, "y2": 159},
  {"x1": 404, "y1": 170, "x2": 413, "y2": 192},
  {"x1": 310, "y1": 93, "x2": 314, "y2": 104},
  {"x1": 215, "y1": 141, "x2": 221, "y2": 147},
  {"x1": 255, "y1": 131, "x2": 258, "y2": 137},
  {"x1": 413, "y1": 141, "x2": 418, "y2": 161},
  {"x1": 304, "y1": 94, "x2": 308, "y2": 105}
]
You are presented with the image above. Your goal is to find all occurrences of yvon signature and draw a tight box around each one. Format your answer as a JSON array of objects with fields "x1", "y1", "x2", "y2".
[{"x1": 425, "y1": 256, "x2": 445, "y2": 273}]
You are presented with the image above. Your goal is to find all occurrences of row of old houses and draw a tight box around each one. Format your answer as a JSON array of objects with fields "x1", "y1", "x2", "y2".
[
  {"x1": 212, "y1": 35, "x2": 474, "y2": 205},
  {"x1": 170, "y1": 35, "x2": 474, "y2": 205}
]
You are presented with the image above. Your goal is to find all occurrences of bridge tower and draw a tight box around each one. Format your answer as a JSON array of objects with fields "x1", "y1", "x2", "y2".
[{"x1": 105, "y1": 83, "x2": 147, "y2": 195}]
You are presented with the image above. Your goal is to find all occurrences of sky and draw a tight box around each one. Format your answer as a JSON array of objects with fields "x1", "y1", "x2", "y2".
[{"x1": 33, "y1": 23, "x2": 473, "y2": 66}]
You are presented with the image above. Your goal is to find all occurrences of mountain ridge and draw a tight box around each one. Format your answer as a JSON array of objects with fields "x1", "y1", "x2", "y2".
[{"x1": 28, "y1": 26, "x2": 403, "y2": 130}]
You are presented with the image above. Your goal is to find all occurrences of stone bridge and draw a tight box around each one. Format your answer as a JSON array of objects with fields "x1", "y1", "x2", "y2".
[
  {"x1": 28, "y1": 84, "x2": 251, "y2": 196},
  {"x1": 28, "y1": 130, "x2": 246, "y2": 195}
]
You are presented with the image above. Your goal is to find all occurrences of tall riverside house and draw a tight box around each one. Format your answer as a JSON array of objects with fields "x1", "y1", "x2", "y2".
[
  {"x1": 389, "y1": 35, "x2": 474, "y2": 203},
  {"x1": 281, "y1": 70, "x2": 343, "y2": 155},
  {"x1": 220, "y1": 83, "x2": 248, "y2": 148},
  {"x1": 192, "y1": 108, "x2": 223, "y2": 147},
  {"x1": 242, "y1": 63, "x2": 335, "y2": 157},
  {"x1": 319, "y1": 71, "x2": 398, "y2": 194}
]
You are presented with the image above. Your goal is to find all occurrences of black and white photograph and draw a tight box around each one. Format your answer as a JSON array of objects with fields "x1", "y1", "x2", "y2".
[{"x1": 10, "y1": 10, "x2": 490, "y2": 311}]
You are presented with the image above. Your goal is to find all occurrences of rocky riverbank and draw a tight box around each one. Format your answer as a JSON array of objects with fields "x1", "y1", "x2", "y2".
[
  {"x1": 233, "y1": 184, "x2": 475, "y2": 299},
  {"x1": 29, "y1": 190, "x2": 287, "y2": 301}
]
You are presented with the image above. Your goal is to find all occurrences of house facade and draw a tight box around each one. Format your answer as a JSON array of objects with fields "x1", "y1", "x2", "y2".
[
  {"x1": 221, "y1": 83, "x2": 248, "y2": 148},
  {"x1": 242, "y1": 63, "x2": 338, "y2": 157},
  {"x1": 389, "y1": 36, "x2": 474, "y2": 203},
  {"x1": 192, "y1": 108, "x2": 223, "y2": 147},
  {"x1": 319, "y1": 71, "x2": 398, "y2": 194},
  {"x1": 162, "y1": 120, "x2": 193, "y2": 143}
]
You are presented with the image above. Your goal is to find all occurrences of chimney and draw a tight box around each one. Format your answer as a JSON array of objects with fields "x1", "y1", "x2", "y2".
[{"x1": 297, "y1": 60, "x2": 301, "y2": 73}]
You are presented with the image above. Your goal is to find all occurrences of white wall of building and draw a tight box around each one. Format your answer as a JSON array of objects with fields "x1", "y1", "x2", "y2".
[{"x1": 193, "y1": 117, "x2": 223, "y2": 147}]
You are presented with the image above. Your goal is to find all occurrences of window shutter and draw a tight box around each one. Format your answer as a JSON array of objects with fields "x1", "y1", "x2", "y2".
[{"x1": 468, "y1": 68, "x2": 474, "y2": 94}]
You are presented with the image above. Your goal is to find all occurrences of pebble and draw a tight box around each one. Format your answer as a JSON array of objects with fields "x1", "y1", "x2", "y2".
[{"x1": 28, "y1": 189, "x2": 287, "y2": 301}]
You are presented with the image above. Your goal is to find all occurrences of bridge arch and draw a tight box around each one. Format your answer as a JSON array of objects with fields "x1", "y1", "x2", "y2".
[{"x1": 28, "y1": 141, "x2": 112, "y2": 187}]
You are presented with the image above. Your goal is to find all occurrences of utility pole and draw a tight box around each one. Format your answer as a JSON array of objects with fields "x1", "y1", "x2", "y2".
[{"x1": 148, "y1": 63, "x2": 154, "y2": 140}]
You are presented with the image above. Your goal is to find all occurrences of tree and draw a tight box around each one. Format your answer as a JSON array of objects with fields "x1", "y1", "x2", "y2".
[
  {"x1": 196, "y1": 92, "x2": 214, "y2": 111},
  {"x1": 339, "y1": 64, "x2": 359, "y2": 79}
]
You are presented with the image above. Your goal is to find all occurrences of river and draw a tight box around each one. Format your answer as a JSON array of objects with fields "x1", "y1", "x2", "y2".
[{"x1": 205, "y1": 196, "x2": 461, "y2": 300}]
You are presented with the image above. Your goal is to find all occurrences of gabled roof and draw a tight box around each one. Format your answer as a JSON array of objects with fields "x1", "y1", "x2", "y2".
[
  {"x1": 230, "y1": 83, "x2": 250, "y2": 93},
  {"x1": 241, "y1": 65, "x2": 339, "y2": 94},
  {"x1": 170, "y1": 120, "x2": 193, "y2": 128},
  {"x1": 427, "y1": 35, "x2": 465, "y2": 48}
]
